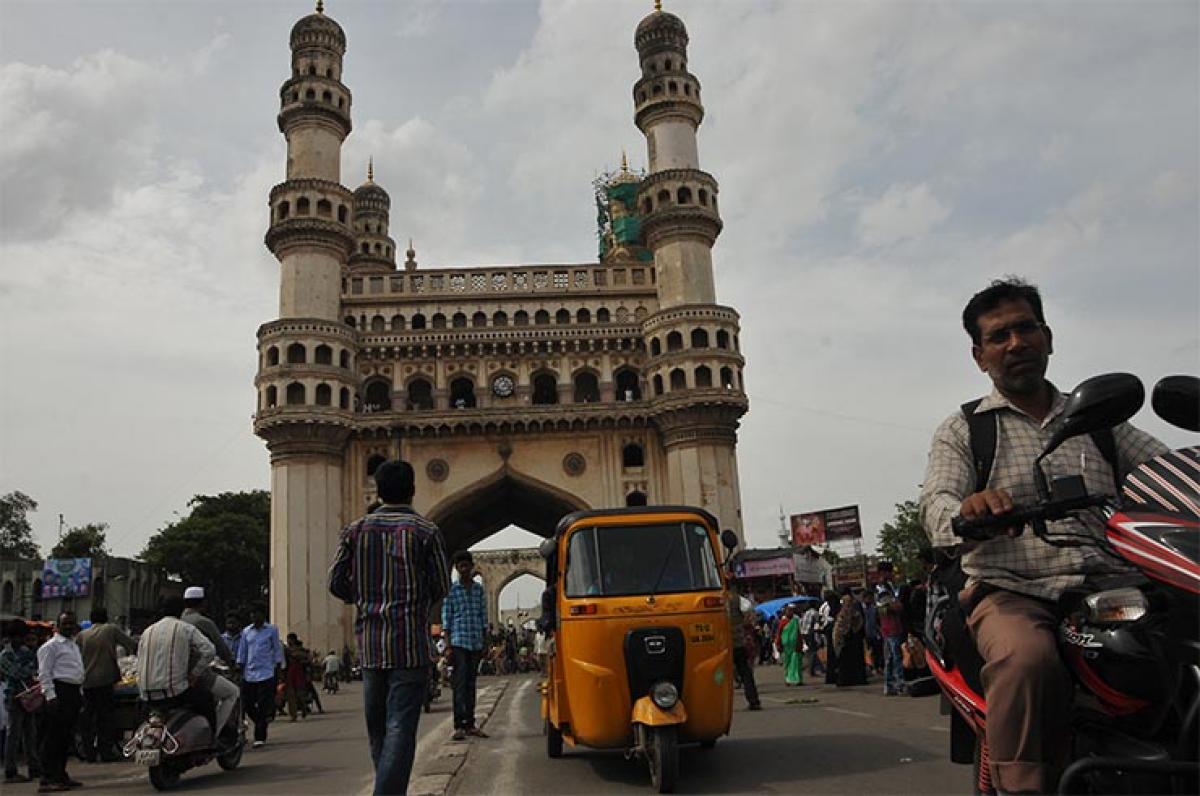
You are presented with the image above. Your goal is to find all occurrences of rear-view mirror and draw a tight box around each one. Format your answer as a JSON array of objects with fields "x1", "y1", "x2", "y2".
[
  {"x1": 1041, "y1": 373, "x2": 1144, "y2": 461},
  {"x1": 720, "y1": 529, "x2": 739, "y2": 550},
  {"x1": 1152, "y1": 375, "x2": 1200, "y2": 432},
  {"x1": 538, "y1": 537, "x2": 557, "y2": 559}
]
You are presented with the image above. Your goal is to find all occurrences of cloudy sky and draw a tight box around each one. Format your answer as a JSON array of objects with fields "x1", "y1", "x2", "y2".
[{"x1": 1, "y1": 0, "x2": 1197, "y2": 607}]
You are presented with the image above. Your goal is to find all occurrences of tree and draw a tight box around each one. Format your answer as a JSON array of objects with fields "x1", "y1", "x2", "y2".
[
  {"x1": 0, "y1": 491, "x2": 41, "y2": 559},
  {"x1": 50, "y1": 522, "x2": 110, "y2": 559},
  {"x1": 140, "y1": 491, "x2": 270, "y2": 619},
  {"x1": 876, "y1": 499, "x2": 931, "y2": 581}
]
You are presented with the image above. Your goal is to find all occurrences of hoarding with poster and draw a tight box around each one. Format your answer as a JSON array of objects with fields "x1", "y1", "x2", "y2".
[
  {"x1": 41, "y1": 558, "x2": 93, "y2": 598},
  {"x1": 789, "y1": 512, "x2": 826, "y2": 546},
  {"x1": 791, "y1": 505, "x2": 862, "y2": 545}
]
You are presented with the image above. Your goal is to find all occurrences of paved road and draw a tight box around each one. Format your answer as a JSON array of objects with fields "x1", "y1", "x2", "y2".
[{"x1": 453, "y1": 666, "x2": 973, "y2": 795}]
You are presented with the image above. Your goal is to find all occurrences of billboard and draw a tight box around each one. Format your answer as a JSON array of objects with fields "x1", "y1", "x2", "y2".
[
  {"x1": 732, "y1": 556, "x2": 795, "y2": 579},
  {"x1": 791, "y1": 505, "x2": 862, "y2": 546},
  {"x1": 41, "y1": 558, "x2": 93, "y2": 599}
]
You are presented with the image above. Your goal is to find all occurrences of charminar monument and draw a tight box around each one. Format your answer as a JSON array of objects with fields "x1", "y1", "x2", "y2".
[{"x1": 254, "y1": 1, "x2": 749, "y2": 652}]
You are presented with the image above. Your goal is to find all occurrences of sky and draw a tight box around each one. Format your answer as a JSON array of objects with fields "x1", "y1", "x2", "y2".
[{"x1": 1, "y1": 0, "x2": 1197, "y2": 611}]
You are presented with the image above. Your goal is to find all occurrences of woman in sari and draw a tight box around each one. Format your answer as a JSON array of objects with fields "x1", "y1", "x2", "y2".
[
  {"x1": 775, "y1": 604, "x2": 803, "y2": 686},
  {"x1": 834, "y1": 593, "x2": 867, "y2": 687}
]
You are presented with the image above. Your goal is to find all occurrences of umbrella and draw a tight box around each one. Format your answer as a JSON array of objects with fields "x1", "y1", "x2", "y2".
[{"x1": 753, "y1": 595, "x2": 819, "y2": 620}]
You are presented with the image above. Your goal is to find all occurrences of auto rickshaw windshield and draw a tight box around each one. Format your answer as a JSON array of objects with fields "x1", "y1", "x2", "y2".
[{"x1": 564, "y1": 522, "x2": 722, "y2": 598}]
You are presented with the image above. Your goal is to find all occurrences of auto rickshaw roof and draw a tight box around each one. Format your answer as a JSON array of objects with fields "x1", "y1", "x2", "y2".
[{"x1": 554, "y1": 505, "x2": 721, "y2": 538}]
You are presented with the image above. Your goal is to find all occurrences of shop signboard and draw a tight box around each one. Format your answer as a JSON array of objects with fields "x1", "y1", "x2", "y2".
[
  {"x1": 41, "y1": 558, "x2": 93, "y2": 598},
  {"x1": 733, "y1": 556, "x2": 794, "y2": 579}
]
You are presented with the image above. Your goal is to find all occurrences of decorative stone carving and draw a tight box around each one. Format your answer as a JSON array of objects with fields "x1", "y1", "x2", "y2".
[
  {"x1": 426, "y1": 458, "x2": 449, "y2": 482},
  {"x1": 563, "y1": 452, "x2": 587, "y2": 477}
]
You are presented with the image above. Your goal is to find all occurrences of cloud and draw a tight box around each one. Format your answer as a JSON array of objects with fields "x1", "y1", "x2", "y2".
[{"x1": 857, "y1": 183, "x2": 952, "y2": 248}]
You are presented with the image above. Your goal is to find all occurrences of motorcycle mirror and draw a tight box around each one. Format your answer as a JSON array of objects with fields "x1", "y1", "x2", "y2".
[
  {"x1": 720, "y1": 529, "x2": 739, "y2": 551},
  {"x1": 538, "y1": 537, "x2": 557, "y2": 560},
  {"x1": 1040, "y1": 373, "x2": 1145, "y2": 462},
  {"x1": 1151, "y1": 375, "x2": 1200, "y2": 432}
]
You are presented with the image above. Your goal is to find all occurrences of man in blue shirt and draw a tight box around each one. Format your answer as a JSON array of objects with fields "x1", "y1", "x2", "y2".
[
  {"x1": 235, "y1": 603, "x2": 284, "y2": 748},
  {"x1": 441, "y1": 551, "x2": 487, "y2": 741}
]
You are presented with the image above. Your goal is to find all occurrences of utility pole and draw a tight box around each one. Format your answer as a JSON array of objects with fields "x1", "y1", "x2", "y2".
[{"x1": 58, "y1": 513, "x2": 65, "y2": 540}]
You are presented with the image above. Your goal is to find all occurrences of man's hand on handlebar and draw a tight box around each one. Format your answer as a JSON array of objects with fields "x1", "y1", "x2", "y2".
[{"x1": 959, "y1": 489, "x2": 1022, "y2": 538}]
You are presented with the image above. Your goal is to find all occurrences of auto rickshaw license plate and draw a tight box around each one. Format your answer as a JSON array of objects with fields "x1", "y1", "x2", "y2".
[
  {"x1": 689, "y1": 622, "x2": 715, "y2": 643},
  {"x1": 135, "y1": 749, "x2": 161, "y2": 766}
]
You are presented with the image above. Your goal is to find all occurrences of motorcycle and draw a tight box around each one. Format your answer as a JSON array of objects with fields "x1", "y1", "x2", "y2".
[
  {"x1": 124, "y1": 666, "x2": 246, "y2": 791},
  {"x1": 925, "y1": 373, "x2": 1199, "y2": 795}
]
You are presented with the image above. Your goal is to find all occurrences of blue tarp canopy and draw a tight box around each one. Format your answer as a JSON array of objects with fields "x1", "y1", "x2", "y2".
[{"x1": 753, "y1": 595, "x2": 819, "y2": 620}]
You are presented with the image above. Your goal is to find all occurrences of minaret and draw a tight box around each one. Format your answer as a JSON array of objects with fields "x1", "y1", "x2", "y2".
[
  {"x1": 634, "y1": 2, "x2": 748, "y2": 542},
  {"x1": 349, "y1": 159, "x2": 397, "y2": 273},
  {"x1": 255, "y1": 1, "x2": 357, "y2": 653}
]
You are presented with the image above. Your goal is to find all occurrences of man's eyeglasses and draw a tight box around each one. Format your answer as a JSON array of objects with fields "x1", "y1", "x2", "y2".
[{"x1": 982, "y1": 320, "x2": 1045, "y2": 346}]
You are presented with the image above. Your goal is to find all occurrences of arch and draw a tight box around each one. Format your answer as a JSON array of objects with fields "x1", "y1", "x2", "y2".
[
  {"x1": 642, "y1": 197, "x2": 653, "y2": 214},
  {"x1": 426, "y1": 466, "x2": 590, "y2": 551},
  {"x1": 266, "y1": 385, "x2": 278, "y2": 407},
  {"x1": 307, "y1": 64, "x2": 317, "y2": 76},
  {"x1": 491, "y1": 569, "x2": 547, "y2": 630},
  {"x1": 492, "y1": 311, "x2": 508, "y2": 327},
  {"x1": 531, "y1": 371, "x2": 558, "y2": 405},
  {"x1": 431, "y1": 313, "x2": 447, "y2": 330},
  {"x1": 411, "y1": 314, "x2": 427, "y2": 330},
  {"x1": 656, "y1": 189, "x2": 670, "y2": 206},
  {"x1": 668, "y1": 81, "x2": 678, "y2": 95},
  {"x1": 2, "y1": 580, "x2": 14, "y2": 612},
  {"x1": 345, "y1": 316, "x2": 357, "y2": 328},
  {"x1": 338, "y1": 204, "x2": 348, "y2": 223},
  {"x1": 366, "y1": 454, "x2": 387, "y2": 479},
  {"x1": 361, "y1": 242, "x2": 370, "y2": 254},
  {"x1": 277, "y1": 201, "x2": 290, "y2": 220},
  {"x1": 339, "y1": 387, "x2": 350, "y2": 409},
  {"x1": 653, "y1": 374, "x2": 664, "y2": 396},
  {"x1": 472, "y1": 312, "x2": 488, "y2": 328},
  {"x1": 677, "y1": 185, "x2": 692, "y2": 204},
  {"x1": 314, "y1": 344, "x2": 332, "y2": 364},
  {"x1": 622, "y1": 443, "x2": 645, "y2": 468},
  {"x1": 720, "y1": 366, "x2": 735, "y2": 389},
  {"x1": 339, "y1": 349, "x2": 350, "y2": 368},
  {"x1": 316, "y1": 198, "x2": 332, "y2": 217},
  {"x1": 514, "y1": 310, "x2": 529, "y2": 327},
  {"x1": 305, "y1": 88, "x2": 316, "y2": 100},
  {"x1": 266, "y1": 346, "x2": 280, "y2": 366},
  {"x1": 364, "y1": 379, "x2": 393, "y2": 411},
  {"x1": 32, "y1": 578, "x2": 42, "y2": 601},
  {"x1": 406, "y1": 378, "x2": 433, "y2": 410},
  {"x1": 450, "y1": 376, "x2": 477, "y2": 409},
  {"x1": 691, "y1": 328, "x2": 709, "y2": 348},
  {"x1": 371, "y1": 315, "x2": 386, "y2": 332},
  {"x1": 573, "y1": 371, "x2": 600, "y2": 403},
  {"x1": 716, "y1": 329, "x2": 730, "y2": 349},
  {"x1": 297, "y1": 196, "x2": 311, "y2": 215},
  {"x1": 321, "y1": 90, "x2": 333, "y2": 104},
  {"x1": 698, "y1": 188, "x2": 708, "y2": 206},
  {"x1": 615, "y1": 368, "x2": 642, "y2": 401},
  {"x1": 534, "y1": 310, "x2": 550, "y2": 326},
  {"x1": 452, "y1": 312, "x2": 467, "y2": 329},
  {"x1": 666, "y1": 331, "x2": 683, "y2": 352},
  {"x1": 596, "y1": 307, "x2": 611, "y2": 324},
  {"x1": 669, "y1": 368, "x2": 686, "y2": 390},
  {"x1": 315, "y1": 383, "x2": 332, "y2": 405},
  {"x1": 694, "y1": 365, "x2": 713, "y2": 388},
  {"x1": 626, "y1": 491, "x2": 648, "y2": 506},
  {"x1": 286, "y1": 342, "x2": 306, "y2": 363},
  {"x1": 391, "y1": 314, "x2": 405, "y2": 331},
  {"x1": 555, "y1": 309, "x2": 571, "y2": 326},
  {"x1": 286, "y1": 382, "x2": 305, "y2": 405},
  {"x1": 576, "y1": 308, "x2": 591, "y2": 324},
  {"x1": 650, "y1": 337, "x2": 662, "y2": 357}
]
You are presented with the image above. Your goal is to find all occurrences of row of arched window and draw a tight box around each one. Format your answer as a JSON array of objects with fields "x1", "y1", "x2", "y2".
[
  {"x1": 276, "y1": 196, "x2": 349, "y2": 224},
  {"x1": 650, "y1": 365, "x2": 741, "y2": 395},
  {"x1": 636, "y1": 77, "x2": 698, "y2": 105},
  {"x1": 264, "y1": 342, "x2": 352, "y2": 369},
  {"x1": 349, "y1": 306, "x2": 646, "y2": 332},
  {"x1": 357, "y1": 241, "x2": 392, "y2": 257},
  {"x1": 285, "y1": 85, "x2": 346, "y2": 110},
  {"x1": 640, "y1": 183, "x2": 716, "y2": 216},
  {"x1": 362, "y1": 442, "x2": 645, "y2": 481},
  {"x1": 264, "y1": 383, "x2": 353, "y2": 409},
  {"x1": 650, "y1": 328, "x2": 737, "y2": 356},
  {"x1": 293, "y1": 63, "x2": 338, "y2": 80}
]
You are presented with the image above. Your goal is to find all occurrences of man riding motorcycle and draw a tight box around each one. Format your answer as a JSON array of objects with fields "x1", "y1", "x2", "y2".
[
  {"x1": 918, "y1": 278, "x2": 1167, "y2": 794},
  {"x1": 180, "y1": 586, "x2": 240, "y2": 740}
]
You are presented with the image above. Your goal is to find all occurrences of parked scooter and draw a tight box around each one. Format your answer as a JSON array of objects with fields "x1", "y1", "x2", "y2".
[
  {"x1": 124, "y1": 666, "x2": 246, "y2": 791},
  {"x1": 926, "y1": 374, "x2": 1199, "y2": 795}
]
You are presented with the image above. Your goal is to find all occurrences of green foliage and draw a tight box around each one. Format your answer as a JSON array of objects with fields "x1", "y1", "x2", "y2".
[
  {"x1": 876, "y1": 499, "x2": 930, "y2": 581},
  {"x1": 0, "y1": 491, "x2": 41, "y2": 559},
  {"x1": 50, "y1": 522, "x2": 110, "y2": 559},
  {"x1": 140, "y1": 491, "x2": 270, "y2": 618}
]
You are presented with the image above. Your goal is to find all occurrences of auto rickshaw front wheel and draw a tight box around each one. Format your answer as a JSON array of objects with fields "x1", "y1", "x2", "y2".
[
  {"x1": 546, "y1": 716, "x2": 563, "y2": 758},
  {"x1": 646, "y1": 726, "x2": 679, "y2": 793}
]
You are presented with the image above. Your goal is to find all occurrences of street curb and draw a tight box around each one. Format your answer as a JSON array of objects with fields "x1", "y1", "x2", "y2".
[{"x1": 409, "y1": 678, "x2": 510, "y2": 796}]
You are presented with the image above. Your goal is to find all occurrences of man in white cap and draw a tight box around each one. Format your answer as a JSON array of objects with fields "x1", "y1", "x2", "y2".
[{"x1": 180, "y1": 587, "x2": 240, "y2": 744}]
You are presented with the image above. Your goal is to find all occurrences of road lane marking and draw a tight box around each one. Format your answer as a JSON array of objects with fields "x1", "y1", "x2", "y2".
[{"x1": 823, "y1": 707, "x2": 875, "y2": 718}]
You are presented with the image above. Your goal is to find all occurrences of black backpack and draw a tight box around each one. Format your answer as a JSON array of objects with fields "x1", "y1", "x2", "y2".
[{"x1": 960, "y1": 399, "x2": 1123, "y2": 495}]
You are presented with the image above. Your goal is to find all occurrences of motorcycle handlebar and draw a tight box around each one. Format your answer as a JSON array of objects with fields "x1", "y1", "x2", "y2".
[{"x1": 951, "y1": 494, "x2": 1109, "y2": 541}]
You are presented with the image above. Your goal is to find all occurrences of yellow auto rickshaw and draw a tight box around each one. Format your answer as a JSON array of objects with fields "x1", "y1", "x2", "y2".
[{"x1": 539, "y1": 506, "x2": 739, "y2": 793}]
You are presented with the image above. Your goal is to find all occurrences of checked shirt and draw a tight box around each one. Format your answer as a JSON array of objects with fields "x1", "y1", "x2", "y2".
[
  {"x1": 442, "y1": 580, "x2": 487, "y2": 651},
  {"x1": 919, "y1": 385, "x2": 1166, "y2": 601}
]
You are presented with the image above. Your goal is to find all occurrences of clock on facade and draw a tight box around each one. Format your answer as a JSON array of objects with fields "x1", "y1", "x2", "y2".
[{"x1": 492, "y1": 375, "x2": 515, "y2": 397}]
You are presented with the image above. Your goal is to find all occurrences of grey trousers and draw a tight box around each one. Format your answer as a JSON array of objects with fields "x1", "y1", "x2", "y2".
[{"x1": 4, "y1": 700, "x2": 41, "y2": 777}]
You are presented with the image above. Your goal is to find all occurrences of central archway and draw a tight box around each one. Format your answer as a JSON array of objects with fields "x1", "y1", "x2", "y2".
[{"x1": 426, "y1": 466, "x2": 590, "y2": 554}]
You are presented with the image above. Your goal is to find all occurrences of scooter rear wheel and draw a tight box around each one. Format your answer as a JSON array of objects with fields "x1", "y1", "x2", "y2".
[
  {"x1": 217, "y1": 741, "x2": 244, "y2": 771},
  {"x1": 149, "y1": 763, "x2": 181, "y2": 791},
  {"x1": 647, "y1": 726, "x2": 678, "y2": 794}
]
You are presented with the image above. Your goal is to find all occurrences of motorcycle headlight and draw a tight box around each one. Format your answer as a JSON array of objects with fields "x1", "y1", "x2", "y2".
[
  {"x1": 650, "y1": 681, "x2": 678, "y2": 710},
  {"x1": 1084, "y1": 587, "x2": 1148, "y2": 624}
]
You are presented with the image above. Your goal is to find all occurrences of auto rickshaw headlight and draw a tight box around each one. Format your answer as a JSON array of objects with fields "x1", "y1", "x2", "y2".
[{"x1": 651, "y1": 681, "x2": 679, "y2": 710}]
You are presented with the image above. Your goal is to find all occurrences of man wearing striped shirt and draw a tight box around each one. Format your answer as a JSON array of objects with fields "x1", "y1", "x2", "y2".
[
  {"x1": 919, "y1": 278, "x2": 1166, "y2": 794},
  {"x1": 329, "y1": 459, "x2": 450, "y2": 796},
  {"x1": 136, "y1": 598, "x2": 217, "y2": 732}
]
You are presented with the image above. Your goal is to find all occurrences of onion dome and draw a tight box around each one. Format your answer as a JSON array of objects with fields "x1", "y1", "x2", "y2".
[
  {"x1": 290, "y1": 1, "x2": 346, "y2": 53},
  {"x1": 353, "y1": 159, "x2": 390, "y2": 208},
  {"x1": 635, "y1": 3, "x2": 688, "y2": 51}
]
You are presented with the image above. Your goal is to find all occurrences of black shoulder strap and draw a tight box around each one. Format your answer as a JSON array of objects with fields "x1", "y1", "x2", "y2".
[
  {"x1": 961, "y1": 399, "x2": 997, "y2": 491},
  {"x1": 1088, "y1": 428, "x2": 1122, "y2": 495}
]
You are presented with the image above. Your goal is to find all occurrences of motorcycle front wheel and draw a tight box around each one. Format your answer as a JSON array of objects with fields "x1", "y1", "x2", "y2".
[{"x1": 647, "y1": 726, "x2": 678, "y2": 794}]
